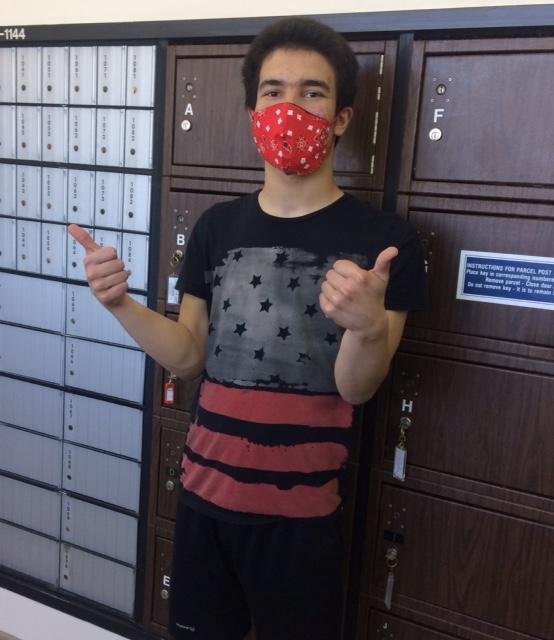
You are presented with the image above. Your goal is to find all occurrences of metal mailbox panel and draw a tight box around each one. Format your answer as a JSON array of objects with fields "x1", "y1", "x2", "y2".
[
  {"x1": 0, "y1": 217, "x2": 17, "y2": 269},
  {"x1": 0, "y1": 324, "x2": 65, "y2": 384},
  {"x1": 122, "y1": 233, "x2": 149, "y2": 291},
  {"x1": 0, "y1": 105, "x2": 16, "y2": 159},
  {"x1": 97, "y1": 46, "x2": 127, "y2": 106},
  {"x1": 93, "y1": 228, "x2": 121, "y2": 255},
  {"x1": 67, "y1": 170, "x2": 95, "y2": 226},
  {"x1": 96, "y1": 108, "x2": 125, "y2": 167},
  {"x1": 411, "y1": 210, "x2": 554, "y2": 346},
  {"x1": 0, "y1": 475, "x2": 61, "y2": 538},
  {"x1": 42, "y1": 47, "x2": 69, "y2": 104},
  {"x1": 0, "y1": 272, "x2": 65, "y2": 332},
  {"x1": 0, "y1": 424, "x2": 62, "y2": 487},
  {"x1": 16, "y1": 47, "x2": 42, "y2": 103},
  {"x1": 41, "y1": 222, "x2": 68, "y2": 278},
  {"x1": 16, "y1": 105, "x2": 41, "y2": 161},
  {"x1": 64, "y1": 391, "x2": 143, "y2": 460},
  {"x1": 42, "y1": 167, "x2": 68, "y2": 222},
  {"x1": 60, "y1": 544, "x2": 135, "y2": 615},
  {"x1": 0, "y1": 47, "x2": 16, "y2": 102},
  {"x1": 94, "y1": 171, "x2": 123, "y2": 228},
  {"x1": 415, "y1": 51, "x2": 554, "y2": 185},
  {"x1": 62, "y1": 443, "x2": 141, "y2": 512},
  {"x1": 126, "y1": 46, "x2": 155, "y2": 107},
  {"x1": 16, "y1": 165, "x2": 41, "y2": 219},
  {"x1": 122, "y1": 173, "x2": 151, "y2": 232},
  {"x1": 66, "y1": 283, "x2": 144, "y2": 348},
  {"x1": 0, "y1": 521, "x2": 59, "y2": 586},
  {"x1": 69, "y1": 46, "x2": 97, "y2": 105},
  {"x1": 62, "y1": 495, "x2": 138, "y2": 565},
  {"x1": 67, "y1": 225, "x2": 92, "y2": 281},
  {"x1": 65, "y1": 337, "x2": 145, "y2": 403},
  {"x1": 0, "y1": 163, "x2": 16, "y2": 215},
  {"x1": 16, "y1": 219, "x2": 41, "y2": 273},
  {"x1": 42, "y1": 106, "x2": 69, "y2": 163},
  {"x1": 375, "y1": 486, "x2": 554, "y2": 639},
  {"x1": 69, "y1": 107, "x2": 96, "y2": 165},
  {"x1": 0, "y1": 375, "x2": 64, "y2": 438},
  {"x1": 124, "y1": 109, "x2": 153, "y2": 169}
]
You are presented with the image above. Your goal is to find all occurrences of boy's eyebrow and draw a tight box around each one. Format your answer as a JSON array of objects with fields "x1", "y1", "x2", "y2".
[{"x1": 258, "y1": 79, "x2": 331, "y2": 92}]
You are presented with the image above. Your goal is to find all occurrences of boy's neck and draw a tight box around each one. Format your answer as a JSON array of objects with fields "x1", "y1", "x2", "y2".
[{"x1": 258, "y1": 159, "x2": 344, "y2": 218}]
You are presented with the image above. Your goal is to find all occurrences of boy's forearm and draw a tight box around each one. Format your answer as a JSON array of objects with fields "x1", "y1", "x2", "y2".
[{"x1": 108, "y1": 296, "x2": 205, "y2": 379}]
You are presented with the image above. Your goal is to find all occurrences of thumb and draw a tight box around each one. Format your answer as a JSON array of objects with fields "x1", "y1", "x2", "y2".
[
  {"x1": 371, "y1": 246, "x2": 399, "y2": 283},
  {"x1": 68, "y1": 224, "x2": 100, "y2": 254}
]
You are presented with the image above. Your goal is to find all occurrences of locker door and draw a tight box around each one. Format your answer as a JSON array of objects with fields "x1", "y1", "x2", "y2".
[
  {"x1": 94, "y1": 172, "x2": 123, "y2": 229},
  {"x1": 373, "y1": 487, "x2": 553, "y2": 639},
  {"x1": 17, "y1": 105, "x2": 42, "y2": 161},
  {"x1": 122, "y1": 233, "x2": 149, "y2": 291},
  {"x1": 16, "y1": 165, "x2": 42, "y2": 220},
  {"x1": 62, "y1": 495, "x2": 138, "y2": 565},
  {"x1": 69, "y1": 107, "x2": 96, "y2": 165},
  {"x1": 0, "y1": 47, "x2": 16, "y2": 103},
  {"x1": 16, "y1": 219, "x2": 42, "y2": 273},
  {"x1": 16, "y1": 47, "x2": 42, "y2": 103},
  {"x1": 157, "y1": 423, "x2": 188, "y2": 521},
  {"x1": 126, "y1": 45, "x2": 156, "y2": 107},
  {"x1": 124, "y1": 109, "x2": 153, "y2": 168},
  {"x1": 64, "y1": 391, "x2": 143, "y2": 460},
  {"x1": 42, "y1": 106, "x2": 69, "y2": 163},
  {"x1": 42, "y1": 167, "x2": 68, "y2": 222},
  {"x1": 42, "y1": 47, "x2": 69, "y2": 104},
  {"x1": 69, "y1": 46, "x2": 97, "y2": 105},
  {"x1": 0, "y1": 522, "x2": 59, "y2": 586},
  {"x1": 152, "y1": 537, "x2": 173, "y2": 627},
  {"x1": 60, "y1": 544, "x2": 135, "y2": 615},
  {"x1": 0, "y1": 217, "x2": 17, "y2": 269},
  {"x1": 96, "y1": 108, "x2": 125, "y2": 167},
  {"x1": 122, "y1": 173, "x2": 151, "y2": 232},
  {"x1": 41, "y1": 222, "x2": 68, "y2": 277},
  {"x1": 0, "y1": 105, "x2": 16, "y2": 159},
  {"x1": 0, "y1": 163, "x2": 16, "y2": 215},
  {"x1": 159, "y1": 189, "x2": 232, "y2": 310},
  {"x1": 67, "y1": 170, "x2": 95, "y2": 226},
  {"x1": 97, "y1": 46, "x2": 127, "y2": 106}
]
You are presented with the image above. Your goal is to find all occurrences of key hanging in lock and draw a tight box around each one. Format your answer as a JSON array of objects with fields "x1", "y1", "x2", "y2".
[
  {"x1": 167, "y1": 249, "x2": 184, "y2": 305},
  {"x1": 393, "y1": 416, "x2": 412, "y2": 482},
  {"x1": 164, "y1": 373, "x2": 177, "y2": 405},
  {"x1": 384, "y1": 546, "x2": 399, "y2": 610}
]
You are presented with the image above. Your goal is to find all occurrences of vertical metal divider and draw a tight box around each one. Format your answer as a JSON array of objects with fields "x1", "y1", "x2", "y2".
[{"x1": 134, "y1": 38, "x2": 168, "y2": 626}]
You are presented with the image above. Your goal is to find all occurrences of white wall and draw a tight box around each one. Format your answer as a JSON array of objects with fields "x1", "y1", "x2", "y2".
[{"x1": 1, "y1": 0, "x2": 554, "y2": 25}]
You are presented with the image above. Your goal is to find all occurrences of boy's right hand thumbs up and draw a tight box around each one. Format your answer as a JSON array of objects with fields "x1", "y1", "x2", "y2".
[{"x1": 68, "y1": 224, "x2": 131, "y2": 308}]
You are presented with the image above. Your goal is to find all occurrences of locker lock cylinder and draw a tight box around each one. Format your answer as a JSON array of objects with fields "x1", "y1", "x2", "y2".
[{"x1": 181, "y1": 119, "x2": 192, "y2": 132}]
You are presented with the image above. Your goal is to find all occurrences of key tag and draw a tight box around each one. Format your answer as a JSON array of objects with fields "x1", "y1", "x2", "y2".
[
  {"x1": 384, "y1": 547, "x2": 399, "y2": 610},
  {"x1": 393, "y1": 417, "x2": 412, "y2": 482},
  {"x1": 164, "y1": 374, "x2": 177, "y2": 405},
  {"x1": 167, "y1": 249, "x2": 184, "y2": 306}
]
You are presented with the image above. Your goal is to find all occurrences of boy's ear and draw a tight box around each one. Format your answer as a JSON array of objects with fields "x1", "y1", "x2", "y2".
[{"x1": 333, "y1": 106, "x2": 354, "y2": 137}]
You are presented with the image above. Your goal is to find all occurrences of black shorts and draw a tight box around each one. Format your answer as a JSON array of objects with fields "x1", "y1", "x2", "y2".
[{"x1": 168, "y1": 497, "x2": 344, "y2": 640}]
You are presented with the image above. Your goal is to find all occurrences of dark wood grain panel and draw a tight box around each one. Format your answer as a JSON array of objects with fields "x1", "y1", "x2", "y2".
[
  {"x1": 386, "y1": 354, "x2": 553, "y2": 497},
  {"x1": 372, "y1": 486, "x2": 554, "y2": 639},
  {"x1": 157, "y1": 424, "x2": 188, "y2": 521},
  {"x1": 410, "y1": 210, "x2": 554, "y2": 346},
  {"x1": 152, "y1": 536, "x2": 173, "y2": 630}
]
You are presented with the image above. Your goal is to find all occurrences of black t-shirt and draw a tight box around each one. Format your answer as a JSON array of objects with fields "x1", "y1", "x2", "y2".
[{"x1": 175, "y1": 191, "x2": 428, "y2": 523}]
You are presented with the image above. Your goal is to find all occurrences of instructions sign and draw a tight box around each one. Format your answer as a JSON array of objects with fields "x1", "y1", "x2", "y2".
[{"x1": 457, "y1": 251, "x2": 554, "y2": 310}]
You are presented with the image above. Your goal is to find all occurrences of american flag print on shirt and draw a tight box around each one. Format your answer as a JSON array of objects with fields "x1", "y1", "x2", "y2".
[{"x1": 180, "y1": 245, "x2": 363, "y2": 519}]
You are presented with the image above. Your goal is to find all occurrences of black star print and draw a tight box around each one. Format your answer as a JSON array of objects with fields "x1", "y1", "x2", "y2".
[
  {"x1": 223, "y1": 298, "x2": 231, "y2": 312},
  {"x1": 250, "y1": 275, "x2": 262, "y2": 288},
  {"x1": 311, "y1": 274, "x2": 322, "y2": 284},
  {"x1": 208, "y1": 323, "x2": 215, "y2": 335},
  {"x1": 234, "y1": 322, "x2": 247, "y2": 336},
  {"x1": 278, "y1": 327, "x2": 291, "y2": 340},
  {"x1": 214, "y1": 345, "x2": 222, "y2": 357},
  {"x1": 233, "y1": 250, "x2": 243, "y2": 262},
  {"x1": 288, "y1": 277, "x2": 300, "y2": 291},
  {"x1": 260, "y1": 298, "x2": 273, "y2": 312},
  {"x1": 274, "y1": 251, "x2": 288, "y2": 266},
  {"x1": 213, "y1": 274, "x2": 222, "y2": 287},
  {"x1": 304, "y1": 304, "x2": 318, "y2": 317},
  {"x1": 324, "y1": 332, "x2": 338, "y2": 345},
  {"x1": 254, "y1": 347, "x2": 265, "y2": 361},
  {"x1": 297, "y1": 352, "x2": 312, "y2": 364}
]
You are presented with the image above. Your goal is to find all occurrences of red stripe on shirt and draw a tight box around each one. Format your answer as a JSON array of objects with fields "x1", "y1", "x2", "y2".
[
  {"x1": 199, "y1": 379, "x2": 352, "y2": 427},
  {"x1": 187, "y1": 421, "x2": 348, "y2": 473},
  {"x1": 180, "y1": 452, "x2": 340, "y2": 518}
]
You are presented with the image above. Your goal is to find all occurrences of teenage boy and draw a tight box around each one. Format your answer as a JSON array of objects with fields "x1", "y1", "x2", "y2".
[{"x1": 69, "y1": 16, "x2": 427, "y2": 640}]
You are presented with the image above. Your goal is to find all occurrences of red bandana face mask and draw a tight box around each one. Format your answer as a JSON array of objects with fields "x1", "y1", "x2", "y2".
[{"x1": 251, "y1": 102, "x2": 335, "y2": 176}]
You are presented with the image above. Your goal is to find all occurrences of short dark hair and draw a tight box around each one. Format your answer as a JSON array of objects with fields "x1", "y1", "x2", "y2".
[{"x1": 242, "y1": 17, "x2": 359, "y2": 113}]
